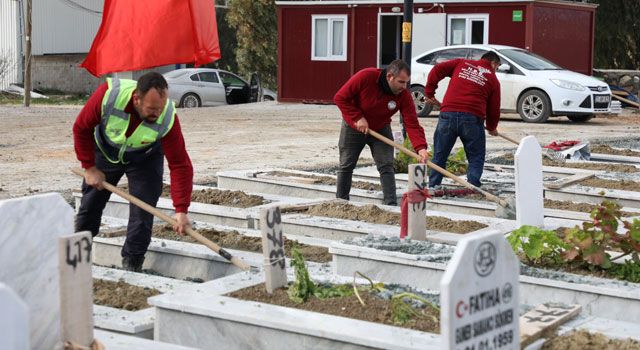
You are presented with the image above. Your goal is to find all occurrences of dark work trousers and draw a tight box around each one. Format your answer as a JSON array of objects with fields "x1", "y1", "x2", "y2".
[
  {"x1": 75, "y1": 150, "x2": 164, "y2": 258},
  {"x1": 429, "y1": 111, "x2": 486, "y2": 188},
  {"x1": 336, "y1": 121, "x2": 397, "y2": 205}
]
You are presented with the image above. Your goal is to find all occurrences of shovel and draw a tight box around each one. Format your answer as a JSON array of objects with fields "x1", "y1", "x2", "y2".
[
  {"x1": 494, "y1": 131, "x2": 563, "y2": 162},
  {"x1": 367, "y1": 130, "x2": 516, "y2": 219},
  {"x1": 71, "y1": 168, "x2": 252, "y2": 271}
]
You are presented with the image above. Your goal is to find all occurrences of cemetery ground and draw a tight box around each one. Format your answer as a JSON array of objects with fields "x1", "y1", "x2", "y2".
[{"x1": 2, "y1": 101, "x2": 640, "y2": 349}]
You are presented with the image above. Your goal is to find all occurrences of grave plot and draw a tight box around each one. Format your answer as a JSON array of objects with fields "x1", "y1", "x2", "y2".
[
  {"x1": 250, "y1": 200, "x2": 513, "y2": 244},
  {"x1": 217, "y1": 168, "x2": 406, "y2": 204},
  {"x1": 330, "y1": 217, "x2": 640, "y2": 323},
  {"x1": 148, "y1": 262, "x2": 443, "y2": 349},
  {"x1": 74, "y1": 184, "x2": 311, "y2": 230},
  {"x1": 92, "y1": 265, "x2": 194, "y2": 339},
  {"x1": 486, "y1": 152, "x2": 640, "y2": 174},
  {"x1": 546, "y1": 175, "x2": 640, "y2": 208},
  {"x1": 590, "y1": 141, "x2": 640, "y2": 165},
  {"x1": 93, "y1": 221, "x2": 333, "y2": 281}
]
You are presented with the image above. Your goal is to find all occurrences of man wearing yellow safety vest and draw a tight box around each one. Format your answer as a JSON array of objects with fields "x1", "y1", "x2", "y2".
[{"x1": 73, "y1": 72, "x2": 193, "y2": 272}]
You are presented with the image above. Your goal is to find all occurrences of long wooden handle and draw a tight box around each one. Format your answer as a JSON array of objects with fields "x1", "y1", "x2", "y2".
[
  {"x1": 367, "y1": 129, "x2": 509, "y2": 208},
  {"x1": 611, "y1": 94, "x2": 640, "y2": 108},
  {"x1": 496, "y1": 132, "x2": 520, "y2": 145},
  {"x1": 71, "y1": 168, "x2": 251, "y2": 271}
]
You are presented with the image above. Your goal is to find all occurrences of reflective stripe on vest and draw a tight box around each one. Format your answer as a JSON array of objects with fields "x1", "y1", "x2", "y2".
[{"x1": 94, "y1": 77, "x2": 175, "y2": 164}]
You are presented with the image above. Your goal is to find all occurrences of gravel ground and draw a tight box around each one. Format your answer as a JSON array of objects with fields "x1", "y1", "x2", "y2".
[{"x1": 0, "y1": 101, "x2": 638, "y2": 201}]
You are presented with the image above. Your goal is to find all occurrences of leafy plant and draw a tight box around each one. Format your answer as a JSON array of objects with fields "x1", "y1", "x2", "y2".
[
  {"x1": 287, "y1": 247, "x2": 316, "y2": 303},
  {"x1": 446, "y1": 148, "x2": 467, "y2": 175},
  {"x1": 608, "y1": 260, "x2": 640, "y2": 283},
  {"x1": 507, "y1": 225, "x2": 568, "y2": 265},
  {"x1": 390, "y1": 292, "x2": 439, "y2": 325},
  {"x1": 563, "y1": 200, "x2": 640, "y2": 268},
  {"x1": 393, "y1": 138, "x2": 418, "y2": 173}
]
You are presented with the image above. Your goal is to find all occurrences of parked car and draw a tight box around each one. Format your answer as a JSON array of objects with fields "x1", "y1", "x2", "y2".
[
  {"x1": 410, "y1": 45, "x2": 611, "y2": 123},
  {"x1": 163, "y1": 68, "x2": 276, "y2": 108}
]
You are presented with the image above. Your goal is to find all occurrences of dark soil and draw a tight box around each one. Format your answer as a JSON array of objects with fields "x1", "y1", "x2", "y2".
[
  {"x1": 263, "y1": 171, "x2": 382, "y2": 191},
  {"x1": 542, "y1": 330, "x2": 640, "y2": 350},
  {"x1": 93, "y1": 279, "x2": 161, "y2": 311},
  {"x1": 304, "y1": 202, "x2": 487, "y2": 234},
  {"x1": 119, "y1": 184, "x2": 267, "y2": 208},
  {"x1": 544, "y1": 199, "x2": 636, "y2": 217},
  {"x1": 579, "y1": 178, "x2": 640, "y2": 192},
  {"x1": 110, "y1": 225, "x2": 331, "y2": 263},
  {"x1": 591, "y1": 144, "x2": 640, "y2": 157},
  {"x1": 228, "y1": 284, "x2": 440, "y2": 334},
  {"x1": 487, "y1": 153, "x2": 638, "y2": 173}
]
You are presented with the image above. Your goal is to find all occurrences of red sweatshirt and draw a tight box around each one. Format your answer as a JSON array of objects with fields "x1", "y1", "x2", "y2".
[
  {"x1": 425, "y1": 58, "x2": 501, "y2": 131},
  {"x1": 334, "y1": 68, "x2": 427, "y2": 151},
  {"x1": 73, "y1": 83, "x2": 193, "y2": 213}
]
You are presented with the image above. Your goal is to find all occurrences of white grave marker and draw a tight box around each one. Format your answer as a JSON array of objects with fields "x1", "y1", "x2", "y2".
[
  {"x1": 515, "y1": 136, "x2": 544, "y2": 227},
  {"x1": 0, "y1": 193, "x2": 74, "y2": 349},
  {"x1": 0, "y1": 283, "x2": 30, "y2": 350},
  {"x1": 58, "y1": 232, "x2": 94, "y2": 347},
  {"x1": 408, "y1": 163, "x2": 428, "y2": 241},
  {"x1": 441, "y1": 230, "x2": 520, "y2": 350},
  {"x1": 260, "y1": 206, "x2": 287, "y2": 293}
]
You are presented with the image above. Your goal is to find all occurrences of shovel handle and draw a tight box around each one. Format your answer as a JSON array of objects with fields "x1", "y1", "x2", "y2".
[
  {"x1": 495, "y1": 132, "x2": 520, "y2": 146},
  {"x1": 71, "y1": 168, "x2": 251, "y2": 271},
  {"x1": 367, "y1": 129, "x2": 509, "y2": 208}
]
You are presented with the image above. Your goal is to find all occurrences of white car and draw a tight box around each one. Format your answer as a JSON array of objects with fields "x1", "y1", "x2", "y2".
[
  {"x1": 410, "y1": 45, "x2": 611, "y2": 123},
  {"x1": 163, "y1": 68, "x2": 276, "y2": 108}
]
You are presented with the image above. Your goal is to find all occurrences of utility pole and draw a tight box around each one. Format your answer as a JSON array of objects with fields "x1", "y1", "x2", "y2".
[
  {"x1": 23, "y1": 0, "x2": 32, "y2": 107},
  {"x1": 400, "y1": 0, "x2": 413, "y2": 138}
]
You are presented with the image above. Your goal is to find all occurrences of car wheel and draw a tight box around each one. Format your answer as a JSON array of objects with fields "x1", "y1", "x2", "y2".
[
  {"x1": 180, "y1": 93, "x2": 201, "y2": 108},
  {"x1": 263, "y1": 95, "x2": 275, "y2": 101},
  {"x1": 567, "y1": 114, "x2": 593, "y2": 123},
  {"x1": 410, "y1": 85, "x2": 433, "y2": 118},
  {"x1": 517, "y1": 90, "x2": 551, "y2": 123}
]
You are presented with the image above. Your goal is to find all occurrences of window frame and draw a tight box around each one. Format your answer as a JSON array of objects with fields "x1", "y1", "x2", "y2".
[
  {"x1": 311, "y1": 14, "x2": 348, "y2": 61},
  {"x1": 446, "y1": 14, "x2": 489, "y2": 46}
]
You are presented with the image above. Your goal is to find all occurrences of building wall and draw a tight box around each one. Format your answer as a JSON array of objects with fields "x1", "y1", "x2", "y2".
[
  {"x1": 31, "y1": 54, "x2": 101, "y2": 94},
  {"x1": 0, "y1": 0, "x2": 22, "y2": 89},
  {"x1": 530, "y1": 2, "x2": 594, "y2": 75}
]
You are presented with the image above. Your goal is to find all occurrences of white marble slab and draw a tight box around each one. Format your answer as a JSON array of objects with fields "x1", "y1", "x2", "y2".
[
  {"x1": 0, "y1": 193, "x2": 74, "y2": 349},
  {"x1": 0, "y1": 283, "x2": 30, "y2": 350},
  {"x1": 515, "y1": 136, "x2": 544, "y2": 227},
  {"x1": 94, "y1": 329, "x2": 197, "y2": 349}
]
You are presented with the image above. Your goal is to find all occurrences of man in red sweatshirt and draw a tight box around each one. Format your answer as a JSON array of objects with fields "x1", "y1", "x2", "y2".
[
  {"x1": 425, "y1": 51, "x2": 502, "y2": 188},
  {"x1": 334, "y1": 59, "x2": 429, "y2": 205},
  {"x1": 73, "y1": 72, "x2": 193, "y2": 272}
]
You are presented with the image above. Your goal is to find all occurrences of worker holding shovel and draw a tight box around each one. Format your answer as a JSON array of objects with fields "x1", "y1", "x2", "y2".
[
  {"x1": 425, "y1": 51, "x2": 502, "y2": 188},
  {"x1": 73, "y1": 72, "x2": 193, "y2": 272},
  {"x1": 334, "y1": 59, "x2": 430, "y2": 205}
]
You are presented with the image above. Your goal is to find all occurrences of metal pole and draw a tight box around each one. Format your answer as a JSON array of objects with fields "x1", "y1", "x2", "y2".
[
  {"x1": 23, "y1": 0, "x2": 32, "y2": 107},
  {"x1": 400, "y1": 0, "x2": 413, "y2": 138}
]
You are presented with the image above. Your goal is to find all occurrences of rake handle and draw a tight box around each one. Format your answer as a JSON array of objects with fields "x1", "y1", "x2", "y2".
[
  {"x1": 495, "y1": 132, "x2": 520, "y2": 145},
  {"x1": 71, "y1": 168, "x2": 251, "y2": 271},
  {"x1": 367, "y1": 129, "x2": 509, "y2": 208}
]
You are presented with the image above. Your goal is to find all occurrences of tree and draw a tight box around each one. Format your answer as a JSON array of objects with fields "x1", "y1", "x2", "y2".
[
  {"x1": 588, "y1": 0, "x2": 640, "y2": 69},
  {"x1": 227, "y1": 0, "x2": 277, "y2": 89}
]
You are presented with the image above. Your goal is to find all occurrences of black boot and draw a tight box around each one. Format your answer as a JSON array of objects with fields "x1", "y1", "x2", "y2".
[{"x1": 122, "y1": 255, "x2": 145, "y2": 272}]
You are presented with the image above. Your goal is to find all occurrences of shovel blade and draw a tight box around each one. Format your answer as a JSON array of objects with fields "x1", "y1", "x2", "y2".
[{"x1": 495, "y1": 196, "x2": 516, "y2": 220}]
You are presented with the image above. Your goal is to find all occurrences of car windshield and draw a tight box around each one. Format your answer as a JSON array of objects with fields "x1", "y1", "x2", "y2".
[{"x1": 498, "y1": 49, "x2": 562, "y2": 70}]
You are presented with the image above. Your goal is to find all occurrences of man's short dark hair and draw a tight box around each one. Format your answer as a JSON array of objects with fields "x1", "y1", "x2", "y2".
[
  {"x1": 481, "y1": 52, "x2": 501, "y2": 65},
  {"x1": 387, "y1": 59, "x2": 411, "y2": 76},
  {"x1": 137, "y1": 72, "x2": 168, "y2": 96}
]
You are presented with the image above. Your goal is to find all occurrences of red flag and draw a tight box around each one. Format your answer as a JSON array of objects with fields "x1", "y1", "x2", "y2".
[{"x1": 82, "y1": 0, "x2": 220, "y2": 77}]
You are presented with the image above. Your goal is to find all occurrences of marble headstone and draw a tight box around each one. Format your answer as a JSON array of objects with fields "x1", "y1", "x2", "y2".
[
  {"x1": 440, "y1": 230, "x2": 520, "y2": 350},
  {"x1": 0, "y1": 283, "x2": 30, "y2": 350},
  {"x1": 407, "y1": 164, "x2": 427, "y2": 241},
  {"x1": 0, "y1": 193, "x2": 74, "y2": 349},
  {"x1": 515, "y1": 136, "x2": 544, "y2": 227}
]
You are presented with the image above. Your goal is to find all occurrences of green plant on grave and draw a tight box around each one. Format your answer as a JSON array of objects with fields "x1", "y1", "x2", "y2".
[
  {"x1": 393, "y1": 138, "x2": 418, "y2": 173},
  {"x1": 390, "y1": 292, "x2": 439, "y2": 326},
  {"x1": 445, "y1": 148, "x2": 467, "y2": 175},
  {"x1": 287, "y1": 247, "x2": 354, "y2": 303},
  {"x1": 563, "y1": 200, "x2": 640, "y2": 268},
  {"x1": 507, "y1": 225, "x2": 568, "y2": 265},
  {"x1": 608, "y1": 260, "x2": 640, "y2": 283}
]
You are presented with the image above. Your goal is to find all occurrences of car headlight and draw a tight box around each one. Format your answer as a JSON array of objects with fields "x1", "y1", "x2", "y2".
[{"x1": 550, "y1": 79, "x2": 585, "y2": 91}]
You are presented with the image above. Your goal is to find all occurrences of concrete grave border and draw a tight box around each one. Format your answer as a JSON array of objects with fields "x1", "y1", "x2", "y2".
[
  {"x1": 148, "y1": 268, "x2": 442, "y2": 350},
  {"x1": 330, "y1": 221, "x2": 640, "y2": 323},
  {"x1": 92, "y1": 266, "x2": 194, "y2": 339}
]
